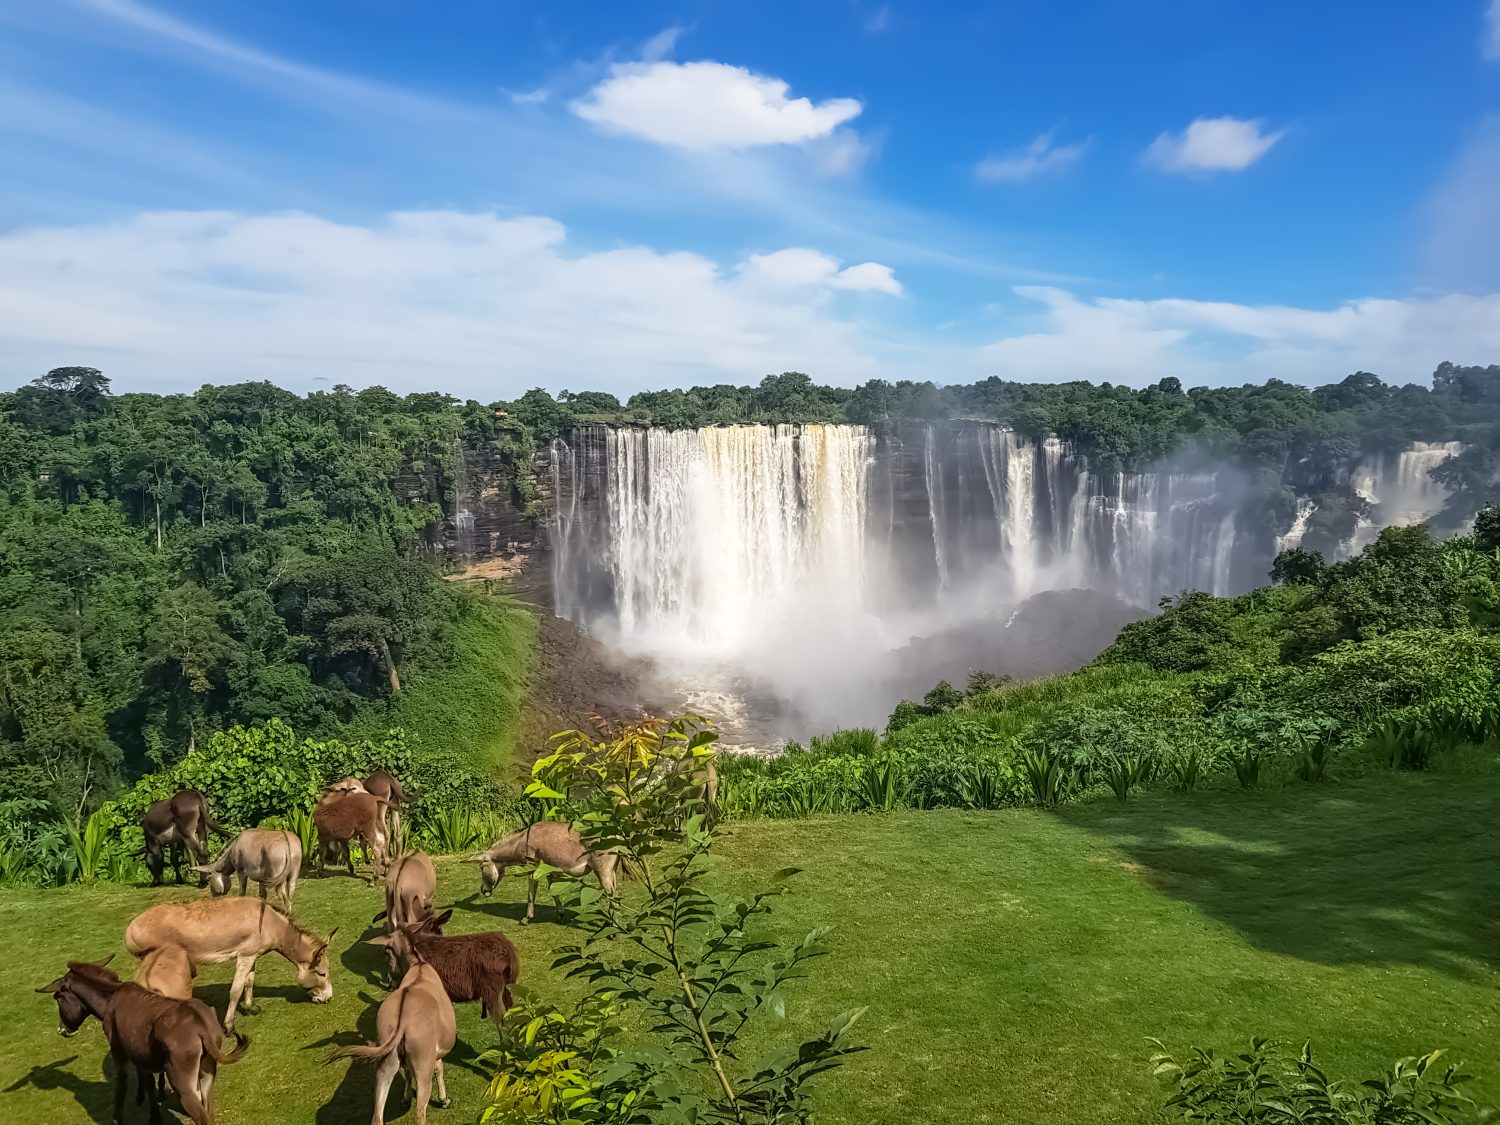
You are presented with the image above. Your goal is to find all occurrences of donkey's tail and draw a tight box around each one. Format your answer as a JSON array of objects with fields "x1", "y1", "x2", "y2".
[
  {"x1": 207, "y1": 1030, "x2": 250, "y2": 1065},
  {"x1": 327, "y1": 1027, "x2": 401, "y2": 1065}
]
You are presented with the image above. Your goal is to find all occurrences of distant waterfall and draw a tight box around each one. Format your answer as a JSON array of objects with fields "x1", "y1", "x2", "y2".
[
  {"x1": 548, "y1": 426, "x2": 1468, "y2": 647},
  {"x1": 1347, "y1": 440, "x2": 1462, "y2": 552},
  {"x1": 1275, "y1": 498, "x2": 1318, "y2": 554},
  {"x1": 551, "y1": 424, "x2": 872, "y2": 654}
]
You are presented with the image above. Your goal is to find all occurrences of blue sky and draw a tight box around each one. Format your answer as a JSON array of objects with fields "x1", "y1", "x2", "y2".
[{"x1": 2, "y1": 0, "x2": 1499, "y2": 396}]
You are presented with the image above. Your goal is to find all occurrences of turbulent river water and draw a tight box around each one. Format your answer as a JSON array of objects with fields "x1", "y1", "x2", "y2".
[{"x1": 542, "y1": 423, "x2": 1461, "y2": 745}]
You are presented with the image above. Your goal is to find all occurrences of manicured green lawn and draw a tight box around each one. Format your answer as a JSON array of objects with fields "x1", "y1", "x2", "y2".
[{"x1": 3, "y1": 774, "x2": 1497, "y2": 1124}]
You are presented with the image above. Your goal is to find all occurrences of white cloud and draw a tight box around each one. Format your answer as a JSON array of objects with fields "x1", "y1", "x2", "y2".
[
  {"x1": 1486, "y1": 0, "x2": 1500, "y2": 59},
  {"x1": 572, "y1": 61, "x2": 862, "y2": 150},
  {"x1": 976, "y1": 130, "x2": 1089, "y2": 183},
  {"x1": 971, "y1": 286, "x2": 1500, "y2": 386},
  {"x1": 740, "y1": 248, "x2": 903, "y2": 295},
  {"x1": 1145, "y1": 116, "x2": 1284, "y2": 173},
  {"x1": 0, "y1": 210, "x2": 900, "y2": 394}
]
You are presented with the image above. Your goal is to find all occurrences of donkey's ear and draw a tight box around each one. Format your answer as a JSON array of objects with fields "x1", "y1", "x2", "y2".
[
  {"x1": 192, "y1": 865, "x2": 215, "y2": 873},
  {"x1": 93, "y1": 953, "x2": 115, "y2": 968},
  {"x1": 325, "y1": 927, "x2": 340, "y2": 946},
  {"x1": 366, "y1": 935, "x2": 392, "y2": 947},
  {"x1": 434, "y1": 908, "x2": 453, "y2": 926},
  {"x1": 36, "y1": 977, "x2": 63, "y2": 994},
  {"x1": 371, "y1": 909, "x2": 387, "y2": 923}
]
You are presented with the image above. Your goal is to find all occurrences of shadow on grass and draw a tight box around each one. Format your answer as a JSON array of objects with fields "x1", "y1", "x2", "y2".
[
  {"x1": 339, "y1": 923, "x2": 393, "y2": 988},
  {"x1": 308, "y1": 989, "x2": 383, "y2": 1124},
  {"x1": 1059, "y1": 775, "x2": 1500, "y2": 976},
  {"x1": 3, "y1": 1057, "x2": 111, "y2": 1125}
]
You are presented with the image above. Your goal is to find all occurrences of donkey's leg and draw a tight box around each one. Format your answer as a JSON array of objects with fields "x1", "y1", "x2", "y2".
[
  {"x1": 242, "y1": 962, "x2": 259, "y2": 1016},
  {"x1": 167, "y1": 1054, "x2": 207, "y2": 1125},
  {"x1": 197, "y1": 1060, "x2": 217, "y2": 1125},
  {"x1": 371, "y1": 1049, "x2": 401, "y2": 1125},
  {"x1": 224, "y1": 955, "x2": 254, "y2": 1030},
  {"x1": 433, "y1": 1058, "x2": 450, "y2": 1108},
  {"x1": 525, "y1": 873, "x2": 537, "y2": 922},
  {"x1": 413, "y1": 1056, "x2": 434, "y2": 1125}
]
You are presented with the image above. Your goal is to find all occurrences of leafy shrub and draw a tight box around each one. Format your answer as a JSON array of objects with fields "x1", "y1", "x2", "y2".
[
  {"x1": 487, "y1": 716, "x2": 868, "y2": 1125},
  {"x1": 1170, "y1": 746, "x2": 1209, "y2": 792},
  {"x1": 1150, "y1": 1038, "x2": 1485, "y2": 1124},
  {"x1": 858, "y1": 755, "x2": 907, "y2": 811},
  {"x1": 1020, "y1": 746, "x2": 1076, "y2": 808}
]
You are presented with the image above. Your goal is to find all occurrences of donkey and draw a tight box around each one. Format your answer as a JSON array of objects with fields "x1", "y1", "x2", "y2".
[
  {"x1": 374, "y1": 852, "x2": 437, "y2": 932},
  {"x1": 470, "y1": 820, "x2": 619, "y2": 922},
  {"x1": 369, "y1": 910, "x2": 518, "y2": 1036},
  {"x1": 37, "y1": 957, "x2": 249, "y2": 1125},
  {"x1": 136, "y1": 944, "x2": 196, "y2": 1000},
  {"x1": 328, "y1": 961, "x2": 454, "y2": 1125},
  {"x1": 125, "y1": 896, "x2": 335, "y2": 1033},
  {"x1": 194, "y1": 828, "x2": 302, "y2": 908},
  {"x1": 142, "y1": 789, "x2": 226, "y2": 887},
  {"x1": 363, "y1": 771, "x2": 407, "y2": 851},
  {"x1": 315, "y1": 790, "x2": 390, "y2": 880}
]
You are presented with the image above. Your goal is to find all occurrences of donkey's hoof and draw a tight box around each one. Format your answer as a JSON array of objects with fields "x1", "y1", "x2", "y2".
[
  {"x1": 433, "y1": 1098, "x2": 451, "y2": 1109},
  {"x1": 242, "y1": 1003, "x2": 262, "y2": 1016}
]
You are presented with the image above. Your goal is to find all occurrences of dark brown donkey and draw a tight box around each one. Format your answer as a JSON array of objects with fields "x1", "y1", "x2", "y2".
[
  {"x1": 142, "y1": 789, "x2": 226, "y2": 886},
  {"x1": 37, "y1": 957, "x2": 249, "y2": 1125},
  {"x1": 369, "y1": 909, "x2": 519, "y2": 1037}
]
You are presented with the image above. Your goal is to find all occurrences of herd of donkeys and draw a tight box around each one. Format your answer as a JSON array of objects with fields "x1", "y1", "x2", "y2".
[{"x1": 35, "y1": 773, "x2": 625, "y2": 1125}]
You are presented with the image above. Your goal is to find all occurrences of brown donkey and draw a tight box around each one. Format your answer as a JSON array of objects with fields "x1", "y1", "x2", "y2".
[
  {"x1": 328, "y1": 961, "x2": 454, "y2": 1125},
  {"x1": 37, "y1": 957, "x2": 248, "y2": 1125},
  {"x1": 142, "y1": 789, "x2": 226, "y2": 886},
  {"x1": 370, "y1": 910, "x2": 518, "y2": 1037},
  {"x1": 125, "y1": 897, "x2": 335, "y2": 1033}
]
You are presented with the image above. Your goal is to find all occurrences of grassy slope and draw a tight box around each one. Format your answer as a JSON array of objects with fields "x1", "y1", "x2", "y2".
[
  {"x1": 2, "y1": 775, "x2": 1497, "y2": 1124},
  {"x1": 341, "y1": 592, "x2": 537, "y2": 774}
]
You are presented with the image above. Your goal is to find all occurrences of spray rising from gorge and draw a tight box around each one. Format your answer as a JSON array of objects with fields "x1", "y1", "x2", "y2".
[{"x1": 545, "y1": 423, "x2": 1464, "y2": 741}]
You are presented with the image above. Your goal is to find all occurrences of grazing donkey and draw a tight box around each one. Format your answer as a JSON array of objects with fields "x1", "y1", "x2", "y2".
[
  {"x1": 125, "y1": 897, "x2": 335, "y2": 1033},
  {"x1": 315, "y1": 791, "x2": 390, "y2": 879},
  {"x1": 194, "y1": 828, "x2": 302, "y2": 908},
  {"x1": 37, "y1": 957, "x2": 249, "y2": 1125},
  {"x1": 142, "y1": 789, "x2": 226, "y2": 886},
  {"x1": 470, "y1": 820, "x2": 620, "y2": 922},
  {"x1": 328, "y1": 961, "x2": 454, "y2": 1125}
]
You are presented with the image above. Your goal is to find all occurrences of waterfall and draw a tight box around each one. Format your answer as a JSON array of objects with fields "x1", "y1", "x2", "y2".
[
  {"x1": 1347, "y1": 440, "x2": 1463, "y2": 552},
  {"x1": 450, "y1": 435, "x2": 476, "y2": 558},
  {"x1": 1275, "y1": 498, "x2": 1317, "y2": 554},
  {"x1": 999, "y1": 432, "x2": 1038, "y2": 597},
  {"x1": 554, "y1": 424, "x2": 873, "y2": 655}
]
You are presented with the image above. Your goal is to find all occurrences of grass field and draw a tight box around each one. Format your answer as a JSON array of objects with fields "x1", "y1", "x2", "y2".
[{"x1": 2, "y1": 773, "x2": 1497, "y2": 1124}]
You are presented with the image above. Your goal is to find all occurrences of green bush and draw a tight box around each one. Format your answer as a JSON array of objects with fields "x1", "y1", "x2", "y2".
[{"x1": 1150, "y1": 1038, "x2": 1486, "y2": 1124}]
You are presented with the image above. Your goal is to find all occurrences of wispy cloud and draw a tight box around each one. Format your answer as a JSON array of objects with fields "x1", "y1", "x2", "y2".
[
  {"x1": 976, "y1": 129, "x2": 1090, "y2": 183},
  {"x1": 1145, "y1": 116, "x2": 1284, "y2": 173},
  {"x1": 641, "y1": 24, "x2": 688, "y2": 61},
  {"x1": 1486, "y1": 0, "x2": 1500, "y2": 59},
  {"x1": 573, "y1": 60, "x2": 862, "y2": 151},
  {"x1": 863, "y1": 5, "x2": 893, "y2": 33}
]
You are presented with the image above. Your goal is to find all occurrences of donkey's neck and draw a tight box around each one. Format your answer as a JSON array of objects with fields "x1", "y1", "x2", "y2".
[{"x1": 70, "y1": 973, "x2": 121, "y2": 1021}]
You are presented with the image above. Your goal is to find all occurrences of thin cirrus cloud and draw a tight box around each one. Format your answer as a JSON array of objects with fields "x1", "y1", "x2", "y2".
[
  {"x1": 976, "y1": 130, "x2": 1090, "y2": 183},
  {"x1": 1486, "y1": 0, "x2": 1500, "y2": 59},
  {"x1": 572, "y1": 61, "x2": 863, "y2": 151},
  {"x1": 1145, "y1": 116, "x2": 1284, "y2": 173}
]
